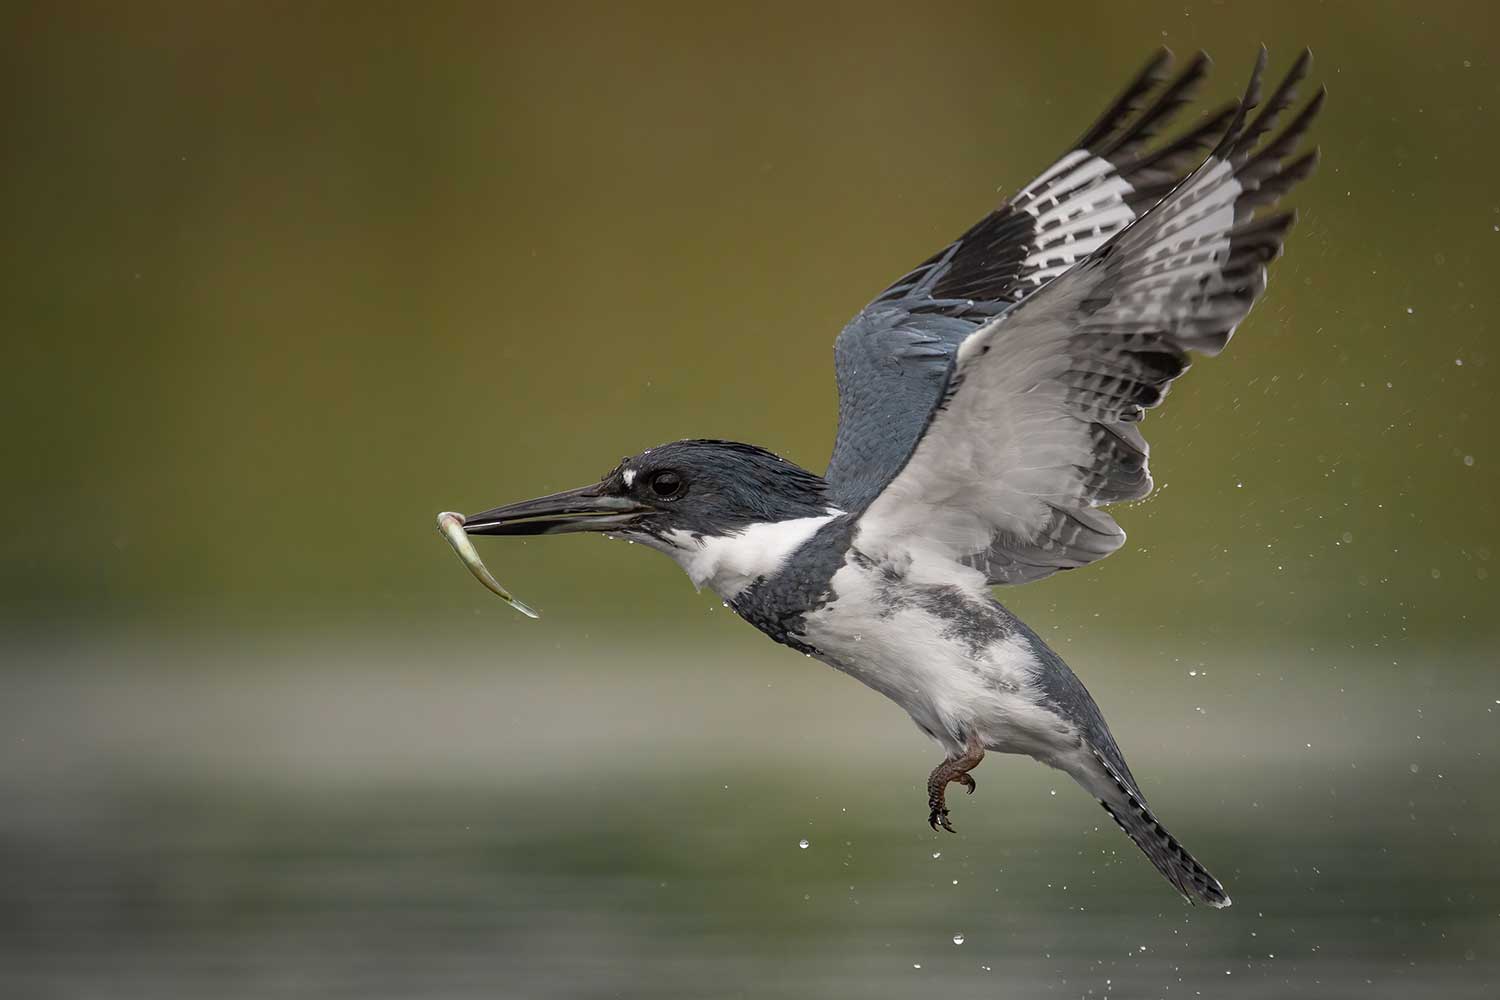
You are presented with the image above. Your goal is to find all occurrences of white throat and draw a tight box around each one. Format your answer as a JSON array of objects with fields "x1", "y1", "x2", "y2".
[{"x1": 656, "y1": 511, "x2": 841, "y2": 599}]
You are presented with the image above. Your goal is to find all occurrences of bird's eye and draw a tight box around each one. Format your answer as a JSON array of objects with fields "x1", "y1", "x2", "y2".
[{"x1": 648, "y1": 470, "x2": 683, "y2": 499}]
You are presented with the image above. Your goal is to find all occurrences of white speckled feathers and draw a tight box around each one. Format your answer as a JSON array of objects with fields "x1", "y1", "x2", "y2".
[{"x1": 856, "y1": 50, "x2": 1322, "y2": 586}]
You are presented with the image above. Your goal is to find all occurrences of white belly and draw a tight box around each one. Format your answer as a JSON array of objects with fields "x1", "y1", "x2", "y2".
[{"x1": 798, "y1": 556, "x2": 1079, "y2": 759}]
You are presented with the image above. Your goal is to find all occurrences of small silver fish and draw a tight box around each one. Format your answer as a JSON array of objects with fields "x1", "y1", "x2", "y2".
[{"x1": 436, "y1": 511, "x2": 540, "y2": 618}]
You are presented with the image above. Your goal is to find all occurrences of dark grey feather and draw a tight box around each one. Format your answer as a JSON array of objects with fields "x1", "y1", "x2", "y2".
[
  {"x1": 850, "y1": 49, "x2": 1322, "y2": 585},
  {"x1": 825, "y1": 49, "x2": 1257, "y2": 512},
  {"x1": 1012, "y1": 619, "x2": 1229, "y2": 906},
  {"x1": 824, "y1": 309, "x2": 969, "y2": 514}
]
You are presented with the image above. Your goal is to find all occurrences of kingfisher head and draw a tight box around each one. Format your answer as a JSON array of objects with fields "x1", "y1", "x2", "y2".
[{"x1": 461, "y1": 440, "x2": 844, "y2": 595}]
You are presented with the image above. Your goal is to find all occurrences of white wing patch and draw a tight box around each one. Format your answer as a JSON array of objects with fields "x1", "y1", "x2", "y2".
[
  {"x1": 858, "y1": 284, "x2": 1120, "y2": 576},
  {"x1": 856, "y1": 50, "x2": 1322, "y2": 586},
  {"x1": 1012, "y1": 153, "x2": 1138, "y2": 290}
]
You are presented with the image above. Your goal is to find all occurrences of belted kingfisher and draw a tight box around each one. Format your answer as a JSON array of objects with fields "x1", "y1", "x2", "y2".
[{"x1": 459, "y1": 49, "x2": 1322, "y2": 907}]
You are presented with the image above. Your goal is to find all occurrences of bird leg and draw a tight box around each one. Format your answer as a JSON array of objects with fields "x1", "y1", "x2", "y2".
[{"x1": 927, "y1": 733, "x2": 985, "y2": 833}]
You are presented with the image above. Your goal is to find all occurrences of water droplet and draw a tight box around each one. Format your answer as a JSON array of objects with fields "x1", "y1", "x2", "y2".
[
  {"x1": 1049, "y1": 789, "x2": 1057, "y2": 796},
  {"x1": 798, "y1": 838, "x2": 809, "y2": 850},
  {"x1": 1456, "y1": 358, "x2": 1465, "y2": 366},
  {"x1": 953, "y1": 933, "x2": 966, "y2": 945},
  {"x1": 912, "y1": 963, "x2": 922, "y2": 970},
  {"x1": 1405, "y1": 307, "x2": 1414, "y2": 315},
  {"x1": 931, "y1": 851, "x2": 942, "y2": 859},
  {"x1": 1409, "y1": 763, "x2": 1420, "y2": 774}
]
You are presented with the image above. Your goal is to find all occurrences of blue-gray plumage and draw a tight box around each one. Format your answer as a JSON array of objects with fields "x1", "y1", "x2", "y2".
[{"x1": 456, "y1": 48, "x2": 1324, "y2": 907}]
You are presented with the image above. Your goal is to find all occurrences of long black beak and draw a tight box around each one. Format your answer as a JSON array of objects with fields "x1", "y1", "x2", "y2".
[{"x1": 461, "y1": 483, "x2": 650, "y2": 536}]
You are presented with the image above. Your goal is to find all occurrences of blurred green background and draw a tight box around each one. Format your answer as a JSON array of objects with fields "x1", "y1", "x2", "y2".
[{"x1": 2, "y1": 2, "x2": 1496, "y2": 998}]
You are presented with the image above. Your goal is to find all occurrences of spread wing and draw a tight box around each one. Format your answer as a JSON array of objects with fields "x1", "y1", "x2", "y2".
[
  {"x1": 853, "y1": 49, "x2": 1323, "y2": 585},
  {"x1": 826, "y1": 48, "x2": 1238, "y2": 511}
]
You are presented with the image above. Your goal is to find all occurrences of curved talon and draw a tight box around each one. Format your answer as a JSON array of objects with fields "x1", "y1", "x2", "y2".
[{"x1": 924, "y1": 735, "x2": 985, "y2": 833}]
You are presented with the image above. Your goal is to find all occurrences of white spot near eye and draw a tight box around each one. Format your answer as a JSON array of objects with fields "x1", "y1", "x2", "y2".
[{"x1": 623, "y1": 469, "x2": 636, "y2": 486}]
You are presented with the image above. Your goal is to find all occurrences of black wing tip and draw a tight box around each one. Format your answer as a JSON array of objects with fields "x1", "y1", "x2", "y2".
[
  {"x1": 1244, "y1": 45, "x2": 1271, "y2": 109},
  {"x1": 1165, "y1": 50, "x2": 1212, "y2": 94},
  {"x1": 1084, "y1": 45, "x2": 1312, "y2": 170},
  {"x1": 1092, "y1": 48, "x2": 1221, "y2": 164},
  {"x1": 1075, "y1": 48, "x2": 1177, "y2": 151},
  {"x1": 1153, "y1": 46, "x2": 1215, "y2": 78},
  {"x1": 1239, "y1": 48, "x2": 1270, "y2": 122},
  {"x1": 1272, "y1": 48, "x2": 1315, "y2": 106},
  {"x1": 1212, "y1": 47, "x2": 1325, "y2": 164},
  {"x1": 1284, "y1": 146, "x2": 1322, "y2": 182},
  {"x1": 1238, "y1": 70, "x2": 1326, "y2": 183}
]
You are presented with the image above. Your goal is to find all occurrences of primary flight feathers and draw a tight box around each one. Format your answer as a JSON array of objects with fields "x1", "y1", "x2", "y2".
[{"x1": 830, "y1": 48, "x2": 1323, "y2": 585}]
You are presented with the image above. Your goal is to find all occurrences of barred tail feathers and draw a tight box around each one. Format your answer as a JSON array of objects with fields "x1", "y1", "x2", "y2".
[{"x1": 1089, "y1": 745, "x2": 1231, "y2": 907}]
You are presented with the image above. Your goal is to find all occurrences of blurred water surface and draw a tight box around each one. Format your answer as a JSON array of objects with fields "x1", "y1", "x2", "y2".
[{"x1": 3, "y1": 631, "x2": 1496, "y2": 998}]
